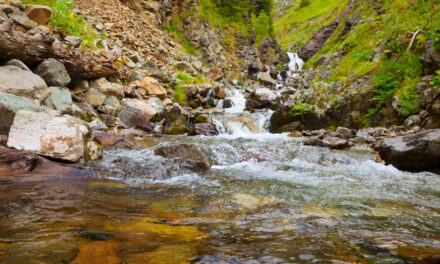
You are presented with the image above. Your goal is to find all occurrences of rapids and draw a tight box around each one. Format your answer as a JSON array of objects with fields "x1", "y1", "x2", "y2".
[{"x1": 0, "y1": 55, "x2": 439, "y2": 264}]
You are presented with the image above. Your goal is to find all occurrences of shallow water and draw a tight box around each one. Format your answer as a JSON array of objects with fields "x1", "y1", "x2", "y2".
[{"x1": 1, "y1": 133, "x2": 439, "y2": 264}]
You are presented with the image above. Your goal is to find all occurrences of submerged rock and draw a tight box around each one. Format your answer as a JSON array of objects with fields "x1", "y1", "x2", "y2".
[
  {"x1": 155, "y1": 143, "x2": 212, "y2": 170},
  {"x1": 71, "y1": 241, "x2": 120, "y2": 264},
  {"x1": 378, "y1": 129, "x2": 440, "y2": 171},
  {"x1": 7, "y1": 110, "x2": 89, "y2": 162}
]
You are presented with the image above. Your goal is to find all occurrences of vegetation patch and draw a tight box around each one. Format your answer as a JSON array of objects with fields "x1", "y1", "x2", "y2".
[{"x1": 22, "y1": 0, "x2": 104, "y2": 49}]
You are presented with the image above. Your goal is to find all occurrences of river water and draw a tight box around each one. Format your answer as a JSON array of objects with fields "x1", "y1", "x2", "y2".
[{"x1": 1, "y1": 57, "x2": 440, "y2": 263}]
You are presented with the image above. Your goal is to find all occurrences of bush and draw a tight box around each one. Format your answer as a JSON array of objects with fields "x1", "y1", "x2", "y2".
[
  {"x1": 22, "y1": 0, "x2": 103, "y2": 48},
  {"x1": 367, "y1": 52, "x2": 422, "y2": 119},
  {"x1": 173, "y1": 83, "x2": 186, "y2": 105},
  {"x1": 251, "y1": 11, "x2": 272, "y2": 41}
]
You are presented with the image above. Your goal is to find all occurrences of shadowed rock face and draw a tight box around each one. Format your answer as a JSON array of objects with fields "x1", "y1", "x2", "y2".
[
  {"x1": 379, "y1": 129, "x2": 440, "y2": 171},
  {"x1": 298, "y1": 22, "x2": 339, "y2": 61}
]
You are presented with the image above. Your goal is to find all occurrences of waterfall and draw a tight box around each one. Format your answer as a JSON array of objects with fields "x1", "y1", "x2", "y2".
[
  {"x1": 212, "y1": 88, "x2": 272, "y2": 136},
  {"x1": 286, "y1": 52, "x2": 304, "y2": 77}
]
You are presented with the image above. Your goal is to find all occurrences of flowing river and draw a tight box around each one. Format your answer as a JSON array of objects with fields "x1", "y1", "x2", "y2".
[{"x1": 1, "y1": 56, "x2": 440, "y2": 263}]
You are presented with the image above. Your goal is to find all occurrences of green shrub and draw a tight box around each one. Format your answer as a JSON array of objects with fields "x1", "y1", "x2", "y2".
[
  {"x1": 291, "y1": 103, "x2": 314, "y2": 120},
  {"x1": 251, "y1": 11, "x2": 272, "y2": 41},
  {"x1": 367, "y1": 52, "x2": 422, "y2": 120},
  {"x1": 176, "y1": 72, "x2": 193, "y2": 84},
  {"x1": 430, "y1": 70, "x2": 440, "y2": 90},
  {"x1": 22, "y1": 0, "x2": 103, "y2": 49},
  {"x1": 173, "y1": 83, "x2": 186, "y2": 105},
  {"x1": 162, "y1": 17, "x2": 196, "y2": 55}
]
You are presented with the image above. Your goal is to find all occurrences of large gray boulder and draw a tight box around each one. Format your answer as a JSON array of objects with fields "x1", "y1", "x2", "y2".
[
  {"x1": 34, "y1": 58, "x2": 71, "y2": 87},
  {"x1": 0, "y1": 92, "x2": 42, "y2": 134},
  {"x1": 7, "y1": 110, "x2": 89, "y2": 162},
  {"x1": 43, "y1": 87, "x2": 72, "y2": 113},
  {"x1": 379, "y1": 129, "x2": 440, "y2": 171},
  {"x1": 0, "y1": 66, "x2": 48, "y2": 101}
]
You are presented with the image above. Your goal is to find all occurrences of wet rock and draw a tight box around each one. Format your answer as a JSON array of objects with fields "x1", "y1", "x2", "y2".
[
  {"x1": 163, "y1": 104, "x2": 190, "y2": 135},
  {"x1": 90, "y1": 78, "x2": 124, "y2": 99},
  {"x1": 0, "y1": 92, "x2": 42, "y2": 134},
  {"x1": 7, "y1": 110, "x2": 89, "y2": 162},
  {"x1": 138, "y1": 77, "x2": 167, "y2": 99},
  {"x1": 84, "y1": 88, "x2": 106, "y2": 108},
  {"x1": 189, "y1": 123, "x2": 217, "y2": 136},
  {"x1": 155, "y1": 143, "x2": 212, "y2": 170},
  {"x1": 34, "y1": 58, "x2": 71, "y2": 87},
  {"x1": 43, "y1": 87, "x2": 72, "y2": 113},
  {"x1": 231, "y1": 193, "x2": 280, "y2": 211},
  {"x1": 7, "y1": 10, "x2": 37, "y2": 29},
  {"x1": 92, "y1": 130, "x2": 125, "y2": 148},
  {"x1": 321, "y1": 137, "x2": 349, "y2": 149},
  {"x1": 117, "y1": 106, "x2": 154, "y2": 132},
  {"x1": 23, "y1": 4, "x2": 52, "y2": 25},
  {"x1": 5, "y1": 59, "x2": 30, "y2": 71},
  {"x1": 246, "y1": 88, "x2": 279, "y2": 109},
  {"x1": 379, "y1": 129, "x2": 440, "y2": 171},
  {"x1": 0, "y1": 66, "x2": 48, "y2": 101}
]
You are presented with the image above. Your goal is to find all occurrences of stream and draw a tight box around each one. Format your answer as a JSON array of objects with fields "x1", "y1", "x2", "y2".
[{"x1": 0, "y1": 55, "x2": 439, "y2": 264}]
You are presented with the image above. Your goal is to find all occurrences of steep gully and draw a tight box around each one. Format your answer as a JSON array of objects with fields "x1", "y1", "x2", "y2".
[{"x1": 1, "y1": 53, "x2": 439, "y2": 263}]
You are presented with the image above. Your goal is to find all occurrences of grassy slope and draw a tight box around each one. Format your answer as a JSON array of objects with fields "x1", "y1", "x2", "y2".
[{"x1": 274, "y1": 0, "x2": 440, "y2": 123}]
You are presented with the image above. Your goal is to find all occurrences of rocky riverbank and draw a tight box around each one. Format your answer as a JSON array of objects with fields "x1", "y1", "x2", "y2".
[{"x1": 0, "y1": 0, "x2": 439, "y2": 175}]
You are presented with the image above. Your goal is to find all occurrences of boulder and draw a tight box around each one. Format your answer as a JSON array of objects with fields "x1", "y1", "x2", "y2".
[
  {"x1": 23, "y1": 4, "x2": 52, "y2": 25},
  {"x1": 155, "y1": 143, "x2": 212, "y2": 171},
  {"x1": 189, "y1": 123, "x2": 217, "y2": 136},
  {"x1": 321, "y1": 137, "x2": 349, "y2": 149},
  {"x1": 335, "y1": 127, "x2": 352, "y2": 139},
  {"x1": 117, "y1": 106, "x2": 154, "y2": 132},
  {"x1": 0, "y1": 92, "x2": 42, "y2": 134},
  {"x1": 257, "y1": 72, "x2": 276, "y2": 86},
  {"x1": 7, "y1": 10, "x2": 37, "y2": 29},
  {"x1": 246, "y1": 88, "x2": 279, "y2": 109},
  {"x1": 0, "y1": 66, "x2": 48, "y2": 101},
  {"x1": 420, "y1": 40, "x2": 440, "y2": 72},
  {"x1": 121, "y1": 98, "x2": 155, "y2": 120},
  {"x1": 7, "y1": 110, "x2": 88, "y2": 162},
  {"x1": 378, "y1": 129, "x2": 440, "y2": 171},
  {"x1": 174, "y1": 62, "x2": 197, "y2": 75},
  {"x1": 90, "y1": 78, "x2": 124, "y2": 99},
  {"x1": 83, "y1": 88, "x2": 106, "y2": 108},
  {"x1": 43, "y1": 87, "x2": 72, "y2": 113},
  {"x1": 5, "y1": 59, "x2": 31, "y2": 71},
  {"x1": 163, "y1": 104, "x2": 190, "y2": 135},
  {"x1": 147, "y1": 96, "x2": 165, "y2": 115},
  {"x1": 138, "y1": 77, "x2": 167, "y2": 99},
  {"x1": 0, "y1": 4, "x2": 13, "y2": 14},
  {"x1": 34, "y1": 58, "x2": 71, "y2": 87}
]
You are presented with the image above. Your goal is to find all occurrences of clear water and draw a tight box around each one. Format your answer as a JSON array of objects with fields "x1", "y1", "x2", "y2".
[{"x1": 1, "y1": 133, "x2": 439, "y2": 263}]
